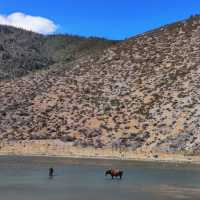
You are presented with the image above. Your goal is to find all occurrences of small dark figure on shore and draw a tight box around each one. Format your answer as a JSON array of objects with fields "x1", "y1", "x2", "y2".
[{"x1": 49, "y1": 167, "x2": 54, "y2": 177}]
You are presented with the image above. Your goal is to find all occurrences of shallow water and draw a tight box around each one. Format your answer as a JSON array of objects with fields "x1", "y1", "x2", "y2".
[{"x1": 0, "y1": 156, "x2": 200, "y2": 200}]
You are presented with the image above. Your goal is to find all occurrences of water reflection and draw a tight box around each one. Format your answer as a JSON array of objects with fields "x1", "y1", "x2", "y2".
[{"x1": 0, "y1": 156, "x2": 200, "y2": 200}]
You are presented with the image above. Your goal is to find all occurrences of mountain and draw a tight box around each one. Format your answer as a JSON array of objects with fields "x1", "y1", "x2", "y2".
[
  {"x1": 1, "y1": 15, "x2": 200, "y2": 155},
  {"x1": 0, "y1": 25, "x2": 116, "y2": 79}
]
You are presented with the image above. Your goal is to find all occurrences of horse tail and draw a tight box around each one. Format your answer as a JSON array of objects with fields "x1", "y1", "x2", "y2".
[{"x1": 119, "y1": 171, "x2": 123, "y2": 179}]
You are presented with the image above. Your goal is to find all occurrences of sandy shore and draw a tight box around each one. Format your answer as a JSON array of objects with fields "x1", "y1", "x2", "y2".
[{"x1": 0, "y1": 140, "x2": 199, "y2": 164}]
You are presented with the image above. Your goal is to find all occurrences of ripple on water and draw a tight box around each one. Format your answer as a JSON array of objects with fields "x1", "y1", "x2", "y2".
[{"x1": 0, "y1": 156, "x2": 200, "y2": 200}]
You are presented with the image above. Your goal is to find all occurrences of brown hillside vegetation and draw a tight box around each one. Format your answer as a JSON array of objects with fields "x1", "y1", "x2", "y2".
[
  {"x1": 1, "y1": 15, "x2": 200, "y2": 155},
  {"x1": 0, "y1": 25, "x2": 116, "y2": 79}
]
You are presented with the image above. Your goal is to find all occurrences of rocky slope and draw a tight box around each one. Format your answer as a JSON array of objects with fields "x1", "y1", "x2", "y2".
[
  {"x1": 0, "y1": 25, "x2": 50, "y2": 79},
  {"x1": 1, "y1": 15, "x2": 200, "y2": 155},
  {"x1": 0, "y1": 25, "x2": 115, "y2": 79}
]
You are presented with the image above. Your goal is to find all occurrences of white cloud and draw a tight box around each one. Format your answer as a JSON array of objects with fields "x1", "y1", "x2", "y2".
[{"x1": 0, "y1": 12, "x2": 58, "y2": 34}]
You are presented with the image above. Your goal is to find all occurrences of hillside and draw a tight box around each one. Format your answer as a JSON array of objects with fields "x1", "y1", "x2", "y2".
[
  {"x1": 1, "y1": 15, "x2": 200, "y2": 156},
  {"x1": 0, "y1": 26, "x2": 49, "y2": 79},
  {"x1": 0, "y1": 25, "x2": 115, "y2": 79}
]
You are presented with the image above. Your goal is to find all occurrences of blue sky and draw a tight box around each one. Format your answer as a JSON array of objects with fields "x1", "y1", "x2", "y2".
[{"x1": 0, "y1": 0, "x2": 200, "y2": 39}]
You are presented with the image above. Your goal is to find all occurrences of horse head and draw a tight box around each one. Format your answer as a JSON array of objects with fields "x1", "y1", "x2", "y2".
[{"x1": 105, "y1": 169, "x2": 111, "y2": 176}]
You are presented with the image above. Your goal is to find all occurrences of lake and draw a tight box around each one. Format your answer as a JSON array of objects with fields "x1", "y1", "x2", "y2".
[{"x1": 0, "y1": 156, "x2": 200, "y2": 200}]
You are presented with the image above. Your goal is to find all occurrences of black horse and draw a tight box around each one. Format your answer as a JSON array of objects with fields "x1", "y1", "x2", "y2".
[{"x1": 105, "y1": 169, "x2": 123, "y2": 179}]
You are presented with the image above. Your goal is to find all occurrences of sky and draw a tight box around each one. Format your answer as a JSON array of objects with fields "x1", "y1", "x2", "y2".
[{"x1": 0, "y1": 0, "x2": 200, "y2": 39}]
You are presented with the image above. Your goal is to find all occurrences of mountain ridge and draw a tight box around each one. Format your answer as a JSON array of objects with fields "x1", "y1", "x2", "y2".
[
  {"x1": 0, "y1": 25, "x2": 116, "y2": 79},
  {"x1": 1, "y1": 15, "x2": 200, "y2": 155}
]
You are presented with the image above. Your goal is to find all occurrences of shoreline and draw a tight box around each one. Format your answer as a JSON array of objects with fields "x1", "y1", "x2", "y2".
[
  {"x1": 0, "y1": 153, "x2": 198, "y2": 165},
  {"x1": 0, "y1": 140, "x2": 200, "y2": 165}
]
